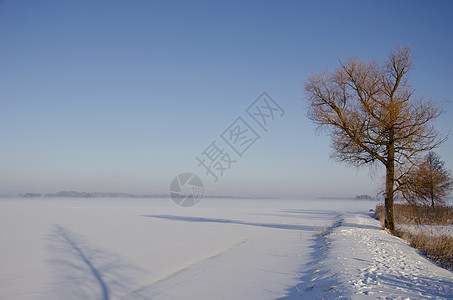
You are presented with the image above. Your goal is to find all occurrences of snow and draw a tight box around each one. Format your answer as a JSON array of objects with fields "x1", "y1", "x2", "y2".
[
  {"x1": 0, "y1": 198, "x2": 452, "y2": 299},
  {"x1": 296, "y1": 212, "x2": 453, "y2": 299},
  {"x1": 398, "y1": 224, "x2": 453, "y2": 237}
]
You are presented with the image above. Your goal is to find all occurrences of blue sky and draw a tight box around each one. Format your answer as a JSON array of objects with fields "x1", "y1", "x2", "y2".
[{"x1": 1, "y1": 0, "x2": 452, "y2": 198}]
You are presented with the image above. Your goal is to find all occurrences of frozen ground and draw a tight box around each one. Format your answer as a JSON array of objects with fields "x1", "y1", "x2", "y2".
[{"x1": 0, "y1": 198, "x2": 452, "y2": 299}]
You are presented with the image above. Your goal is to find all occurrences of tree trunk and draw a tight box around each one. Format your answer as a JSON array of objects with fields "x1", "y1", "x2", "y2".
[{"x1": 385, "y1": 140, "x2": 395, "y2": 233}]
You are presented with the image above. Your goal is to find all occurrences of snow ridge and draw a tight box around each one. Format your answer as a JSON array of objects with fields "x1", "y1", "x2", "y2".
[{"x1": 281, "y1": 213, "x2": 345, "y2": 298}]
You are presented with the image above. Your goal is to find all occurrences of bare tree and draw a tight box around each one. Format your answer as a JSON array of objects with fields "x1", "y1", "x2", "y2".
[
  {"x1": 401, "y1": 152, "x2": 452, "y2": 208},
  {"x1": 305, "y1": 46, "x2": 445, "y2": 233}
]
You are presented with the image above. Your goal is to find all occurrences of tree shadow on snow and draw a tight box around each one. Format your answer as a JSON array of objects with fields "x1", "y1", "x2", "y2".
[
  {"x1": 142, "y1": 215, "x2": 314, "y2": 231},
  {"x1": 47, "y1": 224, "x2": 147, "y2": 300},
  {"x1": 255, "y1": 209, "x2": 336, "y2": 221},
  {"x1": 340, "y1": 222, "x2": 381, "y2": 231},
  {"x1": 279, "y1": 209, "x2": 336, "y2": 216}
]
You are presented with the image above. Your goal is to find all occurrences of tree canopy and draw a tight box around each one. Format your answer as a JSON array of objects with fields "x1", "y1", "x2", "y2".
[
  {"x1": 305, "y1": 46, "x2": 445, "y2": 232},
  {"x1": 401, "y1": 151, "x2": 453, "y2": 208}
]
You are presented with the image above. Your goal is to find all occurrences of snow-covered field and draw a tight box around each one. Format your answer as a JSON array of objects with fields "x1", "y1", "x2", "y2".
[{"x1": 0, "y1": 197, "x2": 452, "y2": 299}]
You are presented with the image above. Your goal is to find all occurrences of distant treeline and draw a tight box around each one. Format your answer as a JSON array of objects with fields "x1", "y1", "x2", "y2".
[
  {"x1": 14, "y1": 191, "x2": 169, "y2": 198},
  {"x1": 2, "y1": 191, "x2": 273, "y2": 199}
]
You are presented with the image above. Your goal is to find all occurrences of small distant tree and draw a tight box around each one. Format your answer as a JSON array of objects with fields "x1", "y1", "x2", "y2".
[
  {"x1": 401, "y1": 152, "x2": 453, "y2": 208},
  {"x1": 305, "y1": 46, "x2": 445, "y2": 233}
]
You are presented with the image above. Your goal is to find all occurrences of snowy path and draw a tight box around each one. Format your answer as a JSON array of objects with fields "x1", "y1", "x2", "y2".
[{"x1": 294, "y1": 212, "x2": 453, "y2": 299}]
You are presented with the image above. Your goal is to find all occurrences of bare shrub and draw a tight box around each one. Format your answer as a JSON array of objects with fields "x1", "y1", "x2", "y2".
[
  {"x1": 375, "y1": 203, "x2": 453, "y2": 226},
  {"x1": 375, "y1": 204, "x2": 385, "y2": 228}
]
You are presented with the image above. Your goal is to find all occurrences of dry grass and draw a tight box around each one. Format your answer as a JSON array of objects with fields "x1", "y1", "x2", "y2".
[
  {"x1": 375, "y1": 203, "x2": 453, "y2": 226},
  {"x1": 375, "y1": 203, "x2": 453, "y2": 270},
  {"x1": 374, "y1": 204, "x2": 386, "y2": 228},
  {"x1": 409, "y1": 230, "x2": 453, "y2": 270},
  {"x1": 314, "y1": 226, "x2": 328, "y2": 238}
]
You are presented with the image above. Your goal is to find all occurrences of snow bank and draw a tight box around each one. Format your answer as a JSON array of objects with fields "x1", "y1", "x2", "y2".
[{"x1": 293, "y1": 212, "x2": 453, "y2": 299}]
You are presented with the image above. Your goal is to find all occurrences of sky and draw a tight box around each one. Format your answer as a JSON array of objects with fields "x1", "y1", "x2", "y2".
[{"x1": 1, "y1": 0, "x2": 452, "y2": 198}]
